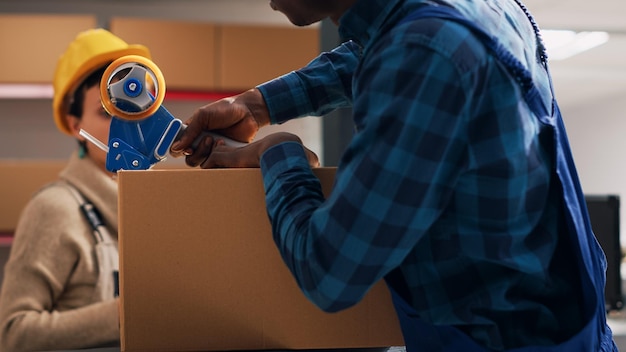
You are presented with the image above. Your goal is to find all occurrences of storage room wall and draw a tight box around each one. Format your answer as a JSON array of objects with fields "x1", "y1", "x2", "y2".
[{"x1": 548, "y1": 33, "x2": 626, "y2": 247}]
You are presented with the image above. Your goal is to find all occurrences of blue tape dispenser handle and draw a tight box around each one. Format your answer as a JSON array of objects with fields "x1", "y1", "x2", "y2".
[
  {"x1": 177, "y1": 124, "x2": 248, "y2": 150},
  {"x1": 98, "y1": 55, "x2": 245, "y2": 172}
]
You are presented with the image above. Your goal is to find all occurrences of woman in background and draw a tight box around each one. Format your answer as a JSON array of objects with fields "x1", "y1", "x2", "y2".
[{"x1": 0, "y1": 28, "x2": 151, "y2": 351}]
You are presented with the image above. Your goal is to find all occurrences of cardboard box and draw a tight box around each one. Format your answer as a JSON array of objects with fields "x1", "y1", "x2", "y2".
[
  {"x1": 118, "y1": 168, "x2": 403, "y2": 351},
  {"x1": 109, "y1": 19, "x2": 319, "y2": 92},
  {"x1": 0, "y1": 160, "x2": 66, "y2": 232},
  {"x1": 0, "y1": 15, "x2": 96, "y2": 84},
  {"x1": 110, "y1": 17, "x2": 217, "y2": 91},
  {"x1": 218, "y1": 25, "x2": 319, "y2": 90}
]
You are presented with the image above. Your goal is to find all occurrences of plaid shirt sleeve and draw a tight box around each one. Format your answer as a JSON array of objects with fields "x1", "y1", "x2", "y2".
[{"x1": 257, "y1": 40, "x2": 360, "y2": 124}]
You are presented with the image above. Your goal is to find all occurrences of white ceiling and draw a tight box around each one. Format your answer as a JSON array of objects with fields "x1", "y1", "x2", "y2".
[{"x1": 524, "y1": 0, "x2": 626, "y2": 32}]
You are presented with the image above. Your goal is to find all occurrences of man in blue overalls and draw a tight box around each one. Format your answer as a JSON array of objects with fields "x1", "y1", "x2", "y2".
[{"x1": 172, "y1": 0, "x2": 617, "y2": 350}]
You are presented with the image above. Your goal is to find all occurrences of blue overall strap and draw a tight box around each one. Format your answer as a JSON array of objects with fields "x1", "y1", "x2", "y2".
[
  {"x1": 388, "y1": 3, "x2": 617, "y2": 352},
  {"x1": 385, "y1": 272, "x2": 488, "y2": 351}
]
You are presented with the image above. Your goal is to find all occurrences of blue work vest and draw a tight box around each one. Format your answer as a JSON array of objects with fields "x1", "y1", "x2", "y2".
[{"x1": 385, "y1": 3, "x2": 618, "y2": 351}]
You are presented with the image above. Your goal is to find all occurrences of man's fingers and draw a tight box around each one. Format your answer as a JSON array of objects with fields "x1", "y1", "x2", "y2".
[
  {"x1": 184, "y1": 135, "x2": 215, "y2": 167},
  {"x1": 200, "y1": 144, "x2": 259, "y2": 169},
  {"x1": 171, "y1": 116, "x2": 201, "y2": 155}
]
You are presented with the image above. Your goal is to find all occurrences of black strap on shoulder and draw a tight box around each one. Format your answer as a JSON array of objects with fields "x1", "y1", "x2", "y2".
[{"x1": 59, "y1": 181, "x2": 106, "y2": 243}]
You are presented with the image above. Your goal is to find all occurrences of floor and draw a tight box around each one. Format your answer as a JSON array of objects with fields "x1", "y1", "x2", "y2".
[
  {"x1": 606, "y1": 262, "x2": 626, "y2": 349},
  {"x1": 608, "y1": 315, "x2": 626, "y2": 349}
]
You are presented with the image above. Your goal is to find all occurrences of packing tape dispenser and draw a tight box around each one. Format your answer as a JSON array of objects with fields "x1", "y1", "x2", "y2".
[{"x1": 80, "y1": 55, "x2": 246, "y2": 173}]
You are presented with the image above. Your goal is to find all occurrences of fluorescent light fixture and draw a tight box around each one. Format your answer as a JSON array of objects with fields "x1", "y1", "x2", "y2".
[
  {"x1": 0, "y1": 83, "x2": 53, "y2": 99},
  {"x1": 541, "y1": 29, "x2": 609, "y2": 61}
]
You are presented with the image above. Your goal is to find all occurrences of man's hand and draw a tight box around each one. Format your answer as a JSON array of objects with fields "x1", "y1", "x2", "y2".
[
  {"x1": 170, "y1": 88, "x2": 270, "y2": 158},
  {"x1": 191, "y1": 132, "x2": 320, "y2": 169}
]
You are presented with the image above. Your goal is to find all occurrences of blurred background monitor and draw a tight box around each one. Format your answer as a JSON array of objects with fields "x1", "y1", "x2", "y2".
[{"x1": 585, "y1": 195, "x2": 622, "y2": 311}]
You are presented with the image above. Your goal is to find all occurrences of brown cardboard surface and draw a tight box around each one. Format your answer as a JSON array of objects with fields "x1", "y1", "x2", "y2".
[
  {"x1": 110, "y1": 17, "x2": 217, "y2": 92},
  {"x1": 0, "y1": 15, "x2": 96, "y2": 84},
  {"x1": 218, "y1": 25, "x2": 319, "y2": 90},
  {"x1": 110, "y1": 20, "x2": 317, "y2": 92},
  {"x1": 0, "y1": 160, "x2": 66, "y2": 232},
  {"x1": 118, "y1": 168, "x2": 403, "y2": 351}
]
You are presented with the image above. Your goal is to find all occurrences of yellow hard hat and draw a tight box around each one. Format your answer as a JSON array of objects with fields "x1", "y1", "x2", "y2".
[{"x1": 52, "y1": 28, "x2": 151, "y2": 135}]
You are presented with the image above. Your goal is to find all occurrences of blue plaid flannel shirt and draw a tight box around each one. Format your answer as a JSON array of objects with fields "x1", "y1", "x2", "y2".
[{"x1": 257, "y1": 0, "x2": 583, "y2": 349}]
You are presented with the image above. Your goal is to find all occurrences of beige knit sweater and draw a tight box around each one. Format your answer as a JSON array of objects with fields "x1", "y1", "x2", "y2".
[{"x1": 0, "y1": 152, "x2": 120, "y2": 351}]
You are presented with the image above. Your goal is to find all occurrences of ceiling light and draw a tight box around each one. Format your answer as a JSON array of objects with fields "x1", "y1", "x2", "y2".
[{"x1": 541, "y1": 29, "x2": 609, "y2": 61}]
